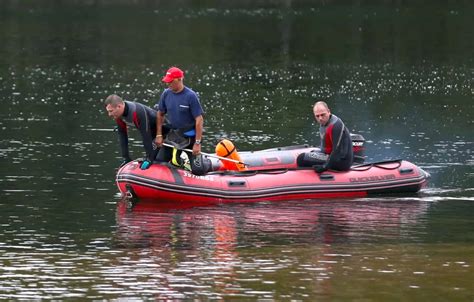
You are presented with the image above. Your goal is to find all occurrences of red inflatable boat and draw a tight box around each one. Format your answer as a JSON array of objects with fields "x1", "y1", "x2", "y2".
[{"x1": 116, "y1": 144, "x2": 430, "y2": 203}]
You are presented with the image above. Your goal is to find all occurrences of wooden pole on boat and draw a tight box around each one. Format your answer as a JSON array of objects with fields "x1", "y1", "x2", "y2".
[{"x1": 162, "y1": 143, "x2": 250, "y2": 166}]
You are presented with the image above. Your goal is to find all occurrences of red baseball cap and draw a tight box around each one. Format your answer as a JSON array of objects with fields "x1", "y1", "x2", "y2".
[{"x1": 162, "y1": 67, "x2": 184, "y2": 83}]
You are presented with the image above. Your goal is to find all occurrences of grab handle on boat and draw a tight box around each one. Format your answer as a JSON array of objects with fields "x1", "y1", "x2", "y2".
[
  {"x1": 319, "y1": 174, "x2": 335, "y2": 181},
  {"x1": 399, "y1": 167, "x2": 414, "y2": 174},
  {"x1": 228, "y1": 180, "x2": 247, "y2": 187}
]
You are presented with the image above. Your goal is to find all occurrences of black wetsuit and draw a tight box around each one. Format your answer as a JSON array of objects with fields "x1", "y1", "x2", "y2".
[
  {"x1": 297, "y1": 114, "x2": 353, "y2": 171},
  {"x1": 320, "y1": 114, "x2": 353, "y2": 171},
  {"x1": 115, "y1": 101, "x2": 157, "y2": 162}
]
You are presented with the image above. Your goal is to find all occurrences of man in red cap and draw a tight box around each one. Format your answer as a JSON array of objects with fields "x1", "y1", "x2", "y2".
[{"x1": 154, "y1": 66, "x2": 204, "y2": 166}]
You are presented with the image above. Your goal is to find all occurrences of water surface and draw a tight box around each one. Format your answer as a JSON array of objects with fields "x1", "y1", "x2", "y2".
[{"x1": 0, "y1": 1, "x2": 473, "y2": 300}]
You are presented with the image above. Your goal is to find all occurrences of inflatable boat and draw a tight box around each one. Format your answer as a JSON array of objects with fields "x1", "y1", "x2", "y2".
[{"x1": 116, "y1": 138, "x2": 430, "y2": 203}]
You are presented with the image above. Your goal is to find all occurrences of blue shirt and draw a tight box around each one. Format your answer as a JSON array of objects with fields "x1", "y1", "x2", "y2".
[{"x1": 155, "y1": 86, "x2": 203, "y2": 129}]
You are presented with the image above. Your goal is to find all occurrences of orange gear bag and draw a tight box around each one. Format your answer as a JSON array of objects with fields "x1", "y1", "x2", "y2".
[{"x1": 215, "y1": 139, "x2": 247, "y2": 171}]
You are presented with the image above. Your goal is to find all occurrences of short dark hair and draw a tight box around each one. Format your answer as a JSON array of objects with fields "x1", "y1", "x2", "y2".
[{"x1": 104, "y1": 94, "x2": 124, "y2": 107}]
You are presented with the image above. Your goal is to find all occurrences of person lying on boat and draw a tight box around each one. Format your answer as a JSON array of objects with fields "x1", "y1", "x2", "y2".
[
  {"x1": 154, "y1": 66, "x2": 205, "y2": 170},
  {"x1": 104, "y1": 94, "x2": 168, "y2": 169},
  {"x1": 297, "y1": 101, "x2": 353, "y2": 173}
]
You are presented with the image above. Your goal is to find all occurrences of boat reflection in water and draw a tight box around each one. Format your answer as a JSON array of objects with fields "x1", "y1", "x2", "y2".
[
  {"x1": 113, "y1": 197, "x2": 430, "y2": 299},
  {"x1": 116, "y1": 197, "x2": 430, "y2": 246}
]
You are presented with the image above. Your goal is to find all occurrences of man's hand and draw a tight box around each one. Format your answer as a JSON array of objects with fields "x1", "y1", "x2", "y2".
[
  {"x1": 155, "y1": 135, "x2": 163, "y2": 147},
  {"x1": 119, "y1": 158, "x2": 132, "y2": 168},
  {"x1": 313, "y1": 165, "x2": 327, "y2": 173},
  {"x1": 192, "y1": 143, "x2": 201, "y2": 155}
]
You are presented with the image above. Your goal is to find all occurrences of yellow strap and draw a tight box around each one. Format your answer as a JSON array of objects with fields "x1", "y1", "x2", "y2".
[{"x1": 171, "y1": 148, "x2": 180, "y2": 166}]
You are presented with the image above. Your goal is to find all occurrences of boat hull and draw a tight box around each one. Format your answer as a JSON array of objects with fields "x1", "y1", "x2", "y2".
[{"x1": 116, "y1": 158, "x2": 429, "y2": 203}]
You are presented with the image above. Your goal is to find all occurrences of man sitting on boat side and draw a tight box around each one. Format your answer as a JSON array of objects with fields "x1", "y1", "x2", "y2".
[
  {"x1": 104, "y1": 94, "x2": 165, "y2": 170},
  {"x1": 297, "y1": 101, "x2": 353, "y2": 173},
  {"x1": 154, "y1": 66, "x2": 204, "y2": 167}
]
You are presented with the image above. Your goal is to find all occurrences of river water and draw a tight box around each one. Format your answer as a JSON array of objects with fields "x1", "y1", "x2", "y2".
[{"x1": 0, "y1": 1, "x2": 473, "y2": 300}]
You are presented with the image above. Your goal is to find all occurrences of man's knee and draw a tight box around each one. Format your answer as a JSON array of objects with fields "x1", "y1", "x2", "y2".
[{"x1": 297, "y1": 151, "x2": 327, "y2": 167}]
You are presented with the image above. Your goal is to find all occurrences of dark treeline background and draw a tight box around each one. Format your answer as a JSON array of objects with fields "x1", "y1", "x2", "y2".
[{"x1": 1, "y1": 0, "x2": 473, "y2": 69}]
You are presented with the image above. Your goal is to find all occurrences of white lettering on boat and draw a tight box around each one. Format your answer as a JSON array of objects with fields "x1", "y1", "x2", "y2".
[
  {"x1": 183, "y1": 171, "x2": 215, "y2": 182},
  {"x1": 349, "y1": 174, "x2": 396, "y2": 182}
]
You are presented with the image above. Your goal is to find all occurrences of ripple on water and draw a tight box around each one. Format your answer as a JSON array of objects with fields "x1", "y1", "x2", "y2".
[
  {"x1": 1, "y1": 195, "x2": 473, "y2": 299},
  {"x1": 1, "y1": 58, "x2": 473, "y2": 299}
]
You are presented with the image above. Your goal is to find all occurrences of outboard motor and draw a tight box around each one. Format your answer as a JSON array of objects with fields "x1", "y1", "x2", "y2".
[{"x1": 350, "y1": 134, "x2": 366, "y2": 164}]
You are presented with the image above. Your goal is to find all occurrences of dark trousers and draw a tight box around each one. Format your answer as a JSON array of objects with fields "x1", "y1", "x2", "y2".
[
  {"x1": 297, "y1": 151, "x2": 352, "y2": 171},
  {"x1": 156, "y1": 140, "x2": 194, "y2": 164},
  {"x1": 296, "y1": 151, "x2": 327, "y2": 167}
]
